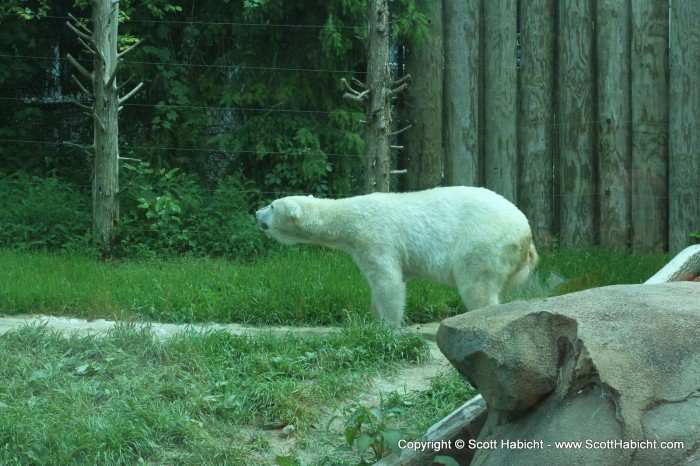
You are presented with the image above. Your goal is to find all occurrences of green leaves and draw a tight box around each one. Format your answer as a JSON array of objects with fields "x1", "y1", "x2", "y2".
[{"x1": 342, "y1": 403, "x2": 416, "y2": 462}]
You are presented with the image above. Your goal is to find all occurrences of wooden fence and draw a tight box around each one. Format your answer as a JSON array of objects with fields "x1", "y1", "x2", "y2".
[{"x1": 428, "y1": 0, "x2": 699, "y2": 253}]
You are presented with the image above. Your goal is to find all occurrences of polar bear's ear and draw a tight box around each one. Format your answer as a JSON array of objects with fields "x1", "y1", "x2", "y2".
[{"x1": 280, "y1": 198, "x2": 303, "y2": 220}]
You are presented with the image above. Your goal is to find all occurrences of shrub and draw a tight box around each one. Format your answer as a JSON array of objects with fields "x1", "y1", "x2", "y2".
[
  {"x1": 114, "y1": 162, "x2": 270, "y2": 259},
  {"x1": 0, "y1": 171, "x2": 91, "y2": 251}
]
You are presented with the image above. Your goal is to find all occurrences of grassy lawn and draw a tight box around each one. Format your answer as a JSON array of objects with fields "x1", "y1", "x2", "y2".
[
  {"x1": 0, "y1": 247, "x2": 668, "y2": 325},
  {"x1": 0, "y1": 319, "x2": 431, "y2": 465},
  {"x1": 0, "y1": 247, "x2": 669, "y2": 464}
]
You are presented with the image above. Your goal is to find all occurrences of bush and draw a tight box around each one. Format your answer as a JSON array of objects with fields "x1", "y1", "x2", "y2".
[
  {"x1": 0, "y1": 166, "x2": 271, "y2": 260},
  {"x1": 0, "y1": 171, "x2": 91, "y2": 251},
  {"x1": 114, "y1": 162, "x2": 270, "y2": 260}
]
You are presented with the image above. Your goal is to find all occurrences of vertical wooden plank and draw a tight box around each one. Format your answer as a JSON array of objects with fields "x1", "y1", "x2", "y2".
[
  {"x1": 519, "y1": 0, "x2": 556, "y2": 249},
  {"x1": 444, "y1": 0, "x2": 480, "y2": 187},
  {"x1": 630, "y1": 1, "x2": 668, "y2": 252},
  {"x1": 558, "y1": 0, "x2": 596, "y2": 248},
  {"x1": 483, "y1": 0, "x2": 518, "y2": 201},
  {"x1": 404, "y1": 0, "x2": 443, "y2": 191},
  {"x1": 669, "y1": 1, "x2": 700, "y2": 253},
  {"x1": 597, "y1": 0, "x2": 631, "y2": 250}
]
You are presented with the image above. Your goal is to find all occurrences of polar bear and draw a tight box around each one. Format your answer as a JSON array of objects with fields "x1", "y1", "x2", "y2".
[{"x1": 255, "y1": 186, "x2": 538, "y2": 329}]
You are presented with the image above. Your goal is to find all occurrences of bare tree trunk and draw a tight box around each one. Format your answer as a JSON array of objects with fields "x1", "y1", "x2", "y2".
[
  {"x1": 91, "y1": 0, "x2": 120, "y2": 250},
  {"x1": 67, "y1": 0, "x2": 142, "y2": 254},
  {"x1": 403, "y1": 0, "x2": 443, "y2": 191},
  {"x1": 364, "y1": 0, "x2": 393, "y2": 193}
]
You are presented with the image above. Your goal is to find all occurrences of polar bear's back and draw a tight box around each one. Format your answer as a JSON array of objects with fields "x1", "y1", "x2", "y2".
[
  {"x1": 338, "y1": 186, "x2": 531, "y2": 285},
  {"x1": 349, "y1": 186, "x2": 528, "y2": 238}
]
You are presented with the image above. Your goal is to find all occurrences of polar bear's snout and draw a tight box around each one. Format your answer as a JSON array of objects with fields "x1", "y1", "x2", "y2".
[{"x1": 255, "y1": 205, "x2": 272, "y2": 230}]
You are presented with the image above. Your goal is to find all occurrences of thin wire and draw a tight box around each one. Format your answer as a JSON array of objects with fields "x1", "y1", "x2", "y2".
[
  {"x1": 0, "y1": 96, "x2": 368, "y2": 117},
  {"x1": 0, "y1": 137, "x2": 365, "y2": 158},
  {"x1": 0, "y1": 177, "x2": 675, "y2": 201},
  {"x1": 0, "y1": 53, "x2": 366, "y2": 75},
  {"x1": 0, "y1": 11, "x2": 418, "y2": 30}
]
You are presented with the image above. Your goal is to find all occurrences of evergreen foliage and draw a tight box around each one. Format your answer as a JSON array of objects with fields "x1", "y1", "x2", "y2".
[{"x1": 0, "y1": 0, "x2": 432, "y2": 257}]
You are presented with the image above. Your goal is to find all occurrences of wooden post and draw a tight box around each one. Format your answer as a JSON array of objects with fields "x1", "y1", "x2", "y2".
[
  {"x1": 483, "y1": 0, "x2": 517, "y2": 202},
  {"x1": 597, "y1": 0, "x2": 631, "y2": 250},
  {"x1": 558, "y1": 0, "x2": 596, "y2": 248},
  {"x1": 519, "y1": 0, "x2": 555, "y2": 249},
  {"x1": 403, "y1": 0, "x2": 443, "y2": 191},
  {"x1": 443, "y1": 0, "x2": 480, "y2": 187},
  {"x1": 669, "y1": 2, "x2": 700, "y2": 253},
  {"x1": 630, "y1": 2, "x2": 668, "y2": 252}
]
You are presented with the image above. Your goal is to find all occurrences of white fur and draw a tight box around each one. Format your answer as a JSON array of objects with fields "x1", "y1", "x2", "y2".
[{"x1": 255, "y1": 186, "x2": 538, "y2": 328}]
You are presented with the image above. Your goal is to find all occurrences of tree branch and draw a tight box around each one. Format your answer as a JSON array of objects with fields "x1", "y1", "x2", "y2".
[
  {"x1": 105, "y1": 64, "x2": 119, "y2": 89},
  {"x1": 67, "y1": 13, "x2": 93, "y2": 36},
  {"x1": 352, "y1": 77, "x2": 366, "y2": 89},
  {"x1": 341, "y1": 78, "x2": 370, "y2": 102},
  {"x1": 388, "y1": 81, "x2": 409, "y2": 97},
  {"x1": 391, "y1": 124, "x2": 413, "y2": 137},
  {"x1": 119, "y1": 81, "x2": 143, "y2": 104},
  {"x1": 69, "y1": 97, "x2": 92, "y2": 111},
  {"x1": 343, "y1": 90, "x2": 370, "y2": 102},
  {"x1": 78, "y1": 37, "x2": 96, "y2": 55},
  {"x1": 117, "y1": 75, "x2": 134, "y2": 91},
  {"x1": 63, "y1": 140, "x2": 94, "y2": 154},
  {"x1": 393, "y1": 74, "x2": 411, "y2": 87},
  {"x1": 71, "y1": 74, "x2": 93, "y2": 96},
  {"x1": 67, "y1": 54, "x2": 91, "y2": 79},
  {"x1": 66, "y1": 19, "x2": 92, "y2": 42},
  {"x1": 117, "y1": 39, "x2": 144, "y2": 59}
]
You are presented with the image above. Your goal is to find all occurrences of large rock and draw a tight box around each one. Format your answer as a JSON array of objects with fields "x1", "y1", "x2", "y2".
[{"x1": 437, "y1": 282, "x2": 700, "y2": 465}]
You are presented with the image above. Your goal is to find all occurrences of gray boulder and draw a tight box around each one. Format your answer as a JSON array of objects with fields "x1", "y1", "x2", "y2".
[{"x1": 437, "y1": 282, "x2": 700, "y2": 465}]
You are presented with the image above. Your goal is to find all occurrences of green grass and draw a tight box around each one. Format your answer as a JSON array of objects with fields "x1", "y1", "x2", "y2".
[
  {"x1": 0, "y1": 246, "x2": 670, "y2": 326},
  {"x1": 0, "y1": 247, "x2": 462, "y2": 325},
  {"x1": 534, "y1": 247, "x2": 670, "y2": 295},
  {"x1": 0, "y1": 246, "x2": 671, "y2": 464},
  {"x1": 0, "y1": 319, "x2": 428, "y2": 465}
]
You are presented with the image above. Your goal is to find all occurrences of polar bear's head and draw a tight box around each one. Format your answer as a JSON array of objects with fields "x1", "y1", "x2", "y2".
[{"x1": 255, "y1": 197, "x2": 307, "y2": 245}]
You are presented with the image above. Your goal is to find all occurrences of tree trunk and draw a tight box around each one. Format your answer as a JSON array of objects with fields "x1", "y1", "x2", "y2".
[
  {"x1": 364, "y1": 0, "x2": 392, "y2": 193},
  {"x1": 403, "y1": 0, "x2": 443, "y2": 191},
  {"x1": 91, "y1": 0, "x2": 120, "y2": 250},
  {"x1": 443, "y1": 0, "x2": 480, "y2": 187}
]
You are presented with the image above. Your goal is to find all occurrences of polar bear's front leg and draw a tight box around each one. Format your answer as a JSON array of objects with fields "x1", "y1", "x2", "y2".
[
  {"x1": 369, "y1": 278, "x2": 407, "y2": 329},
  {"x1": 354, "y1": 255, "x2": 406, "y2": 329}
]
